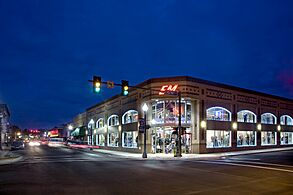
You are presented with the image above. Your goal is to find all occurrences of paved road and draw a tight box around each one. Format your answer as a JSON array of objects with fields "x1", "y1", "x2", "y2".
[{"x1": 0, "y1": 145, "x2": 292, "y2": 195}]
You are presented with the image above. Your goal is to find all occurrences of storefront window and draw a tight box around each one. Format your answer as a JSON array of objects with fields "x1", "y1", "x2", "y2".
[
  {"x1": 151, "y1": 100, "x2": 192, "y2": 124},
  {"x1": 261, "y1": 113, "x2": 276, "y2": 124},
  {"x1": 206, "y1": 107, "x2": 231, "y2": 121},
  {"x1": 237, "y1": 131, "x2": 256, "y2": 147},
  {"x1": 122, "y1": 110, "x2": 138, "y2": 124},
  {"x1": 280, "y1": 132, "x2": 293, "y2": 145},
  {"x1": 108, "y1": 132, "x2": 119, "y2": 147},
  {"x1": 108, "y1": 115, "x2": 119, "y2": 126},
  {"x1": 261, "y1": 131, "x2": 276, "y2": 145},
  {"x1": 96, "y1": 118, "x2": 104, "y2": 129},
  {"x1": 206, "y1": 130, "x2": 231, "y2": 148},
  {"x1": 122, "y1": 131, "x2": 138, "y2": 148},
  {"x1": 96, "y1": 134, "x2": 105, "y2": 146},
  {"x1": 237, "y1": 110, "x2": 256, "y2": 123},
  {"x1": 280, "y1": 115, "x2": 293, "y2": 126}
]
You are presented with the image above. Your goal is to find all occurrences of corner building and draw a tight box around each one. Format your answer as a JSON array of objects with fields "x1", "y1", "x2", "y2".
[{"x1": 85, "y1": 76, "x2": 293, "y2": 154}]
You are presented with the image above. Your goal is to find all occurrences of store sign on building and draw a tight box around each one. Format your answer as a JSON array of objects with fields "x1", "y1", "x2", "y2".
[{"x1": 159, "y1": 84, "x2": 178, "y2": 95}]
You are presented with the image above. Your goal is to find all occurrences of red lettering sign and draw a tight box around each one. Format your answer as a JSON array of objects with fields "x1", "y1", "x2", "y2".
[{"x1": 159, "y1": 84, "x2": 178, "y2": 95}]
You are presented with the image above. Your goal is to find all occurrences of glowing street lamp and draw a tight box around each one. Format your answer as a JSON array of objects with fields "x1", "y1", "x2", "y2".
[
  {"x1": 142, "y1": 103, "x2": 148, "y2": 158},
  {"x1": 68, "y1": 125, "x2": 73, "y2": 130}
]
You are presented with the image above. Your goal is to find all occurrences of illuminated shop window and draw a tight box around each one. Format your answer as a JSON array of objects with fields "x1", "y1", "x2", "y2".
[
  {"x1": 108, "y1": 132, "x2": 119, "y2": 147},
  {"x1": 151, "y1": 100, "x2": 191, "y2": 124},
  {"x1": 108, "y1": 115, "x2": 119, "y2": 126},
  {"x1": 206, "y1": 130, "x2": 231, "y2": 148},
  {"x1": 122, "y1": 110, "x2": 138, "y2": 124},
  {"x1": 206, "y1": 107, "x2": 231, "y2": 121},
  {"x1": 96, "y1": 118, "x2": 104, "y2": 129},
  {"x1": 237, "y1": 110, "x2": 256, "y2": 123},
  {"x1": 96, "y1": 134, "x2": 105, "y2": 146},
  {"x1": 280, "y1": 115, "x2": 293, "y2": 126},
  {"x1": 88, "y1": 119, "x2": 95, "y2": 129},
  {"x1": 261, "y1": 131, "x2": 276, "y2": 145},
  {"x1": 261, "y1": 113, "x2": 277, "y2": 124},
  {"x1": 280, "y1": 132, "x2": 293, "y2": 145},
  {"x1": 122, "y1": 131, "x2": 138, "y2": 148},
  {"x1": 237, "y1": 131, "x2": 256, "y2": 147}
]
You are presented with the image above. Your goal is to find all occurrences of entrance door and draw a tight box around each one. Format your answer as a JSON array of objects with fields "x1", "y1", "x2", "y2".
[{"x1": 151, "y1": 127, "x2": 176, "y2": 154}]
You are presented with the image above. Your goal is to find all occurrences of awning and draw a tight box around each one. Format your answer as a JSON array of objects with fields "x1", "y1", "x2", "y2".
[{"x1": 71, "y1": 126, "x2": 86, "y2": 137}]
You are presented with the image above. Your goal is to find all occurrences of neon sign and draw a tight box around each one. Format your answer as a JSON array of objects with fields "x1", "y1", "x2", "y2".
[{"x1": 159, "y1": 84, "x2": 178, "y2": 95}]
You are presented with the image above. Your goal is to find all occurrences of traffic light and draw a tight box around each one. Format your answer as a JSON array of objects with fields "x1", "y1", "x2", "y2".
[
  {"x1": 93, "y1": 76, "x2": 102, "y2": 93},
  {"x1": 121, "y1": 80, "x2": 129, "y2": 96}
]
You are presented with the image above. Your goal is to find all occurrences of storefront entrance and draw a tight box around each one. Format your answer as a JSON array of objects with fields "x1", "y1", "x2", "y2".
[{"x1": 151, "y1": 127, "x2": 192, "y2": 154}]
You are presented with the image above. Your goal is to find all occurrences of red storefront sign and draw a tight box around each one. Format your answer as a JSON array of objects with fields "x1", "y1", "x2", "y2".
[{"x1": 159, "y1": 84, "x2": 178, "y2": 95}]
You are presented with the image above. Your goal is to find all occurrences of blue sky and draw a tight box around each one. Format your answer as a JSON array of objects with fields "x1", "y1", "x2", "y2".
[{"x1": 0, "y1": 0, "x2": 292, "y2": 129}]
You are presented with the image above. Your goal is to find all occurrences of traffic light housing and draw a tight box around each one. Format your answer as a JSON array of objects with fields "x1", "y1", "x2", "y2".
[
  {"x1": 121, "y1": 80, "x2": 129, "y2": 96},
  {"x1": 93, "y1": 76, "x2": 102, "y2": 93}
]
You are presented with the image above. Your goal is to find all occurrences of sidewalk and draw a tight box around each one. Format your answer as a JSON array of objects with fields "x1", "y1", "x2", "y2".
[
  {"x1": 92, "y1": 147, "x2": 293, "y2": 160},
  {"x1": 0, "y1": 149, "x2": 23, "y2": 165}
]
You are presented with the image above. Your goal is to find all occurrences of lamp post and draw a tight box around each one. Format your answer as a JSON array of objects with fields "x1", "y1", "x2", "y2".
[
  {"x1": 175, "y1": 91, "x2": 182, "y2": 157},
  {"x1": 142, "y1": 103, "x2": 148, "y2": 158},
  {"x1": 68, "y1": 124, "x2": 73, "y2": 140},
  {"x1": 89, "y1": 119, "x2": 94, "y2": 150}
]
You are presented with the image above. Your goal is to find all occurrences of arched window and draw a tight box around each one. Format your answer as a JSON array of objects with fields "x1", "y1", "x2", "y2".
[
  {"x1": 96, "y1": 118, "x2": 104, "y2": 128},
  {"x1": 122, "y1": 110, "x2": 138, "y2": 124},
  {"x1": 261, "y1": 113, "x2": 276, "y2": 124},
  {"x1": 88, "y1": 119, "x2": 95, "y2": 129},
  {"x1": 206, "y1": 107, "x2": 231, "y2": 121},
  {"x1": 108, "y1": 115, "x2": 119, "y2": 127},
  {"x1": 237, "y1": 110, "x2": 256, "y2": 123},
  {"x1": 280, "y1": 115, "x2": 293, "y2": 126}
]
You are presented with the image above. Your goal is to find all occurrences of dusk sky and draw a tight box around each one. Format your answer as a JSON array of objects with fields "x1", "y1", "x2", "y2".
[{"x1": 0, "y1": 0, "x2": 293, "y2": 129}]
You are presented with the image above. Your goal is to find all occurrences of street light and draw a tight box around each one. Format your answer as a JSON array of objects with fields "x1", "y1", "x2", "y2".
[
  {"x1": 68, "y1": 125, "x2": 73, "y2": 130},
  {"x1": 89, "y1": 119, "x2": 95, "y2": 150},
  {"x1": 142, "y1": 103, "x2": 148, "y2": 158}
]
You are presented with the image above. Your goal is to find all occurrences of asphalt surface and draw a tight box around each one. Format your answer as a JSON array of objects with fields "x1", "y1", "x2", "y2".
[{"x1": 0, "y1": 145, "x2": 292, "y2": 195}]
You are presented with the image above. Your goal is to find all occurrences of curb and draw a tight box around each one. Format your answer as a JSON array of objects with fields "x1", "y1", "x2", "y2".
[{"x1": 0, "y1": 155, "x2": 24, "y2": 165}]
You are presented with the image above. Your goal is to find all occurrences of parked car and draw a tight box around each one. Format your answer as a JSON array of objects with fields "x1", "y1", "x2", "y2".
[{"x1": 11, "y1": 141, "x2": 25, "y2": 150}]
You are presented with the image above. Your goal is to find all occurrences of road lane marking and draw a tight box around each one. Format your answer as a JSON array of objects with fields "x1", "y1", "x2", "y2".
[
  {"x1": 221, "y1": 159, "x2": 293, "y2": 169},
  {"x1": 198, "y1": 160, "x2": 293, "y2": 173},
  {"x1": 226, "y1": 157, "x2": 261, "y2": 161}
]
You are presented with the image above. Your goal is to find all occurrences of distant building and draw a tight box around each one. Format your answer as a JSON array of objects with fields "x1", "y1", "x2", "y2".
[
  {"x1": 70, "y1": 112, "x2": 87, "y2": 141},
  {"x1": 0, "y1": 104, "x2": 10, "y2": 149},
  {"x1": 73, "y1": 76, "x2": 293, "y2": 154}
]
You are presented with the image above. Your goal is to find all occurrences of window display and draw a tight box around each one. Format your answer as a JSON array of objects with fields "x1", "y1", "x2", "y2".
[
  {"x1": 206, "y1": 130, "x2": 231, "y2": 148},
  {"x1": 122, "y1": 131, "x2": 138, "y2": 148},
  {"x1": 237, "y1": 110, "x2": 256, "y2": 123},
  {"x1": 261, "y1": 113, "x2": 276, "y2": 124},
  {"x1": 108, "y1": 115, "x2": 119, "y2": 126},
  {"x1": 96, "y1": 118, "x2": 104, "y2": 128},
  {"x1": 206, "y1": 107, "x2": 231, "y2": 121},
  {"x1": 280, "y1": 132, "x2": 293, "y2": 145},
  {"x1": 97, "y1": 134, "x2": 105, "y2": 146},
  {"x1": 237, "y1": 131, "x2": 256, "y2": 147},
  {"x1": 122, "y1": 110, "x2": 138, "y2": 124},
  {"x1": 261, "y1": 131, "x2": 276, "y2": 145},
  {"x1": 151, "y1": 100, "x2": 191, "y2": 124},
  {"x1": 108, "y1": 132, "x2": 119, "y2": 147},
  {"x1": 280, "y1": 115, "x2": 293, "y2": 126}
]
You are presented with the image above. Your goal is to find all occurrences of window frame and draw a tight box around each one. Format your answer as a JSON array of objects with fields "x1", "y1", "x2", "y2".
[
  {"x1": 237, "y1": 110, "x2": 256, "y2": 123},
  {"x1": 206, "y1": 106, "x2": 232, "y2": 121},
  {"x1": 122, "y1": 110, "x2": 138, "y2": 124}
]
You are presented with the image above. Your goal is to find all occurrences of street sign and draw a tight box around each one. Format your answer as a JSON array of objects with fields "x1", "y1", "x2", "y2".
[
  {"x1": 107, "y1": 81, "x2": 114, "y2": 88},
  {"x1": 139, "y1": 118, "x2": 145, "y2": 133}
]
